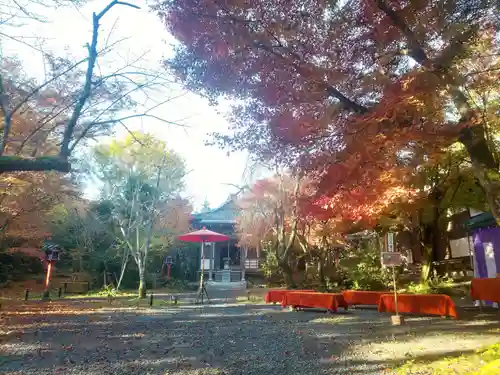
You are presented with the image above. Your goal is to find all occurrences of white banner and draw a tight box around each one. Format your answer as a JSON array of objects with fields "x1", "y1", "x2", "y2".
[{"x1": 387, "y1": 232, "x2": 394, "y2": 252}]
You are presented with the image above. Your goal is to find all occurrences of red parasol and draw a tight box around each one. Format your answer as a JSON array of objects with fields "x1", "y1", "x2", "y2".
[
  {"x1": 178, "y1": 227, "x2": 230, "y2": 304},
  {"x1": 178, "y1": 227, "x2": 230, "y2": 243}
]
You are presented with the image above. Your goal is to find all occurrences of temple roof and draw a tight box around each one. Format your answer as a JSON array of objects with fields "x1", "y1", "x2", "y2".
[
  {"x1": 191, "y1": 196, "x2": 241, "y2": 224},
  {"x1": 466, "y1": 212, "x2": 496, "y2": 230}
]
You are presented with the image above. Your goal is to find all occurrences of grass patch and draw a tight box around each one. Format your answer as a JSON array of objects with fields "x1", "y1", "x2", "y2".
[
  {"x1": 0, "y1": 292, "x2": 183, "y2": 312},
  {"x1": 64, "y1": 290, "x2": 137, "y2": 299},
  {"x1": 395, "y1": 342, "x2": 500, "y2": 375},
  {"x1": 235, "y1": 295, "x2": 265, "y2": 304}
]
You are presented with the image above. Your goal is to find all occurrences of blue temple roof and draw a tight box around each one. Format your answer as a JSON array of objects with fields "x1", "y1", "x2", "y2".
[{"x1": 191, "y1": 196, "x2": 240, "y2": 224}]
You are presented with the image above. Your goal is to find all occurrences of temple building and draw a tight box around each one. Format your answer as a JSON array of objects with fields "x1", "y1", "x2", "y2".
[{"x1": 190, "y1": 195, "x2": 261, "y2": 285}]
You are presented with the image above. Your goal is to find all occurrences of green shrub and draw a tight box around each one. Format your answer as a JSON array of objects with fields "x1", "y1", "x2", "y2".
[
  {"x1": 94, "y1": 284, "x2": 116, "y2": 297},
  {"x1": 406, "y1": 277, "x2": 456, "y2": 296},
  {"x1": 0, "y1": 252, "x2": 44, "y2": 284},
  {"x1": 339, "y1": 237, "x2": 392, "y2": 291},
  {"x1": 260, "y1": 247, "x2": 283, "y2": 283},
  {"x1": 160, "y1": 278, "x2": 195, "y2": 291}
]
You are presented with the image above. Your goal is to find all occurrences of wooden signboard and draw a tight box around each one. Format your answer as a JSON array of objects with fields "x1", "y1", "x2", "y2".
[
  {"x1": 381, "y1": 252, "x2": 402, "y2": 267},
  {"x1": 381, "y1": 251, "x2": 404, "y2": 325}
]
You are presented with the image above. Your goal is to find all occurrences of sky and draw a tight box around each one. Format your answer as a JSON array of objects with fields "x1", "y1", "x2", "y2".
[{"x1": 1, "y1": 0, "x2": 252, "y2": 211}]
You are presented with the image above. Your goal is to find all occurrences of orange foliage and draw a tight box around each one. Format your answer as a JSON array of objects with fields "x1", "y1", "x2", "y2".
[
  {"x1": 0, "y1": 59, "x2": 76, "y2": 241},
  {"x1": 156, "y1": 0, "x2": 499, "y2": 223},
  {"x1": 236, "y1": 175, "x2": 299, "y2": 248},
  {"x1": 156, "y1": 197, "x2": 192, "y2": 242}
]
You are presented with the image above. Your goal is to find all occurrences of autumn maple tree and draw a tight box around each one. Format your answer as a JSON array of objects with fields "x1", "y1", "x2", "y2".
[
  {"x1": 0, "y1": 58, "x2": 80, "y2": 242},
  {"x1": 236, "y1": 170, "x2": 400, "y2": 288},
  {"x1": 156, "y1": 0, "x2": 500, "y2": 220},
  {"x1": 236, "y1": 171, "x2": 301, "y2": 287}
]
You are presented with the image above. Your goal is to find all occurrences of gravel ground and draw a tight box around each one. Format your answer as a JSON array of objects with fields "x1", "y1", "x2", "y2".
[{"x1": 1, "y1": 300, "x2": 499, "y2": 375}]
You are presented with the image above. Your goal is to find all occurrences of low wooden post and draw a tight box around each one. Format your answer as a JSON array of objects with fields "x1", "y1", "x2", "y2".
[
  {"x1": 149, "y1": 293, "x2": 154, "y2": 307},
  {"x1": 25, "y1": 289, "x2": 29, "y2": 301},
  {"x1": 58, "y1": 287, "x2": 62, "y2": 298}
]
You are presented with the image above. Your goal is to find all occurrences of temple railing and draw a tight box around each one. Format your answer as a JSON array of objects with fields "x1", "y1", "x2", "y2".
[{"x1": 245, "y1": 258, "x2": 259, "y2": 269}]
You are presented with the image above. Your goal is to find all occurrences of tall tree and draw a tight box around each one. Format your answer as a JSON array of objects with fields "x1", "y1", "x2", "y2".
[
  {"x1": 155, "y1": 0, "x2": 500, "y2": 220},
  {"x1": 237, "y1": 171, "x2": 300, "y2": 287},
  {"x1": 90, "y1": 131, "x2": 189, "y2": 297},
  {"x1": 0, "y1": 0, "x2": 185, "y2": 173}
]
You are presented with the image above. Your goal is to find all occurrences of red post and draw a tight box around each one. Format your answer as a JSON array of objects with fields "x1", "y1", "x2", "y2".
[
  {"x1": 42, "y1": 261, "x2": 54, "y2": 300},
  {"x1": 45, "y1": 262, "x2": 53, "y2": 289},
  {"x1": 167, "y1": 264, "x2": 171, "y2": 280}
]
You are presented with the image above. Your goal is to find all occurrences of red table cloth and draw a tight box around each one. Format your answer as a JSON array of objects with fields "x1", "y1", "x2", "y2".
[
  {"x1": 470, "y1": 278, "x2": 500, "y2": 303},
  {"x1": 378, "y1": 293, "x2": 458, "y2": 319},
  {"x1": 342, "y1": 290, "x2": 386, "y2": 306},
  {"x1": 264, "y1": 289, "x2": 314, "y2": 304},
  {"x1": 281, "y1": 291, "x2": 348, "y2": 312}
]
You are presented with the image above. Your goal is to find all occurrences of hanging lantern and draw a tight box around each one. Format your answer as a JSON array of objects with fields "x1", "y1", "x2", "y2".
[
  {"x1": 41, "y1": 241, "x2": 61, "y2": 299},
  {"x1": 43, "y1": 242, "x2": 61, "y2": 262}
]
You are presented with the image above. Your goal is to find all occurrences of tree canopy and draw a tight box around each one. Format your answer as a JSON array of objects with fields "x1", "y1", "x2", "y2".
[
  {"x1": 88, "y1": 131, "x2": 191, "y2": 296},
  {"x1": 155, "y1": 0, "x2": 500, "y2": 220}
]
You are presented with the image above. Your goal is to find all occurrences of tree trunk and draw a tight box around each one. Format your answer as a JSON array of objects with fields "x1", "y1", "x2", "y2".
[
  {"x1": 419, "y1": 187, "x2": 446, "y2": 283},
  {"x1": 459, "y1": 126, "x2": 500, "y2": 222},
  {"x1": 318, "y1": 256, "x2": 326, "y2": 289},
  {"x1": 138, "y1": 278, "x2": 146, "y2": 299},
  {"x1": 137, "y1": 259, "x2": 147, "y2": 298},
  {"x1": 116, "y1": 250, "x2": 128, "y2": 291},
  {"x1": 420, "y1": 243, "x2": 433, "y2": 283},
  {"x1": 279, "y1": 259, "x2": 296, "y2": 289},
  {"x1": 421, "y1": 218, "x2": 439, "y2": 283}
]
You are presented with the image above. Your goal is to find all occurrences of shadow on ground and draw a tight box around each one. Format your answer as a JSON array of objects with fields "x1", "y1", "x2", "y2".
[{"x1": 0, "y1": 298, "x2": 499, "y2": 375}]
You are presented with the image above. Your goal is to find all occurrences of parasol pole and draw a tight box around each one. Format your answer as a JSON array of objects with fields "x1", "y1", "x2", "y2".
[
  {"x1": 196, "y1": 236, "x2": 211, "y2": 305},
  {"x1": 200, "y1": 240, "x2": 205, "y2": 301}
]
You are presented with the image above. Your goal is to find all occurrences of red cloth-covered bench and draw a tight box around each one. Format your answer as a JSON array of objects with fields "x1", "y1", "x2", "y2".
[
  {"x1": 264, "y1": 289, "x2": 314, "y2": 304},
  {"x1": 378, "y1": 293, "x2": 458, "y2": 319},
  {"x1": 281, "y1": 291, "x2": 348, "y2": 312},
  {"x1": 341, "y1": 290, "x2": 386, "y2": 306},
  {"x1": 470, "y1": 278, "x2": 500, "y2": 304}
]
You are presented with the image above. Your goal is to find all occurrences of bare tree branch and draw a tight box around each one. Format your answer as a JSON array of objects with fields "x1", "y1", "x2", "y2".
[{"x1": 59, "y1": 0, "x2": 141, "y2": 158}]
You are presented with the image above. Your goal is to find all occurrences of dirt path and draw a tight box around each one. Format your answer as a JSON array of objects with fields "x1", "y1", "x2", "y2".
[{"x1": 0, "y1": 301, "x2": 499, "y2": 375}]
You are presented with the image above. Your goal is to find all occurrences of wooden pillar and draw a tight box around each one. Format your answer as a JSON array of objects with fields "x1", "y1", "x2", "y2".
[
  {"x1": 241, "y1": 246, "x2": 247, "y2": 281},
  {"x1": 200, "y1": 243, "x2": 204, "y2": 272},
  {"x1": 208, "y1": 242, "x2": 213, "y2": 281}
]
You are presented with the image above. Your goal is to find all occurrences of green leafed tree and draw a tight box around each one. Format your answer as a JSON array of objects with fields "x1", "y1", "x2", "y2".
[{"x1": 89, "y1": 131, "x2": 191, "y2": 297}]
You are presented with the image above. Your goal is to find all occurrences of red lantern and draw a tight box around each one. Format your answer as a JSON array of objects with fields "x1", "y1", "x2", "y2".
[{"x1": 42, "y1": 244, "x2": 60, "y2": 297}]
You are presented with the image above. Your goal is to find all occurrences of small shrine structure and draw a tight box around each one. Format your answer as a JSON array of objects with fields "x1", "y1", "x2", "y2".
[{"x1": 190, "y1": 195, "x2": 261, "y2": 284}]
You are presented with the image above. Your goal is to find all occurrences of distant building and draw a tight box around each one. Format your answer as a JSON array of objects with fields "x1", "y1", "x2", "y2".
[{"x1": 190, "y1": 194, "x2": 261, "y2": 283}]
